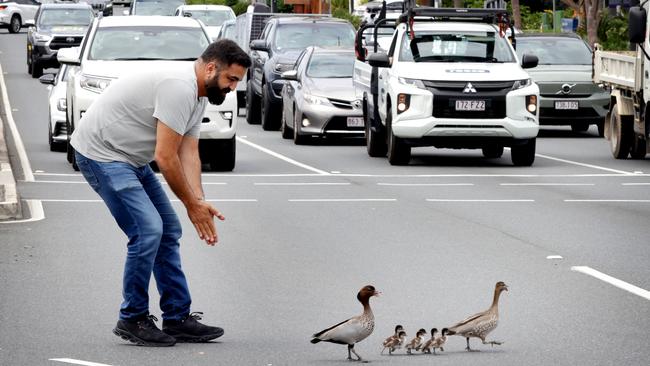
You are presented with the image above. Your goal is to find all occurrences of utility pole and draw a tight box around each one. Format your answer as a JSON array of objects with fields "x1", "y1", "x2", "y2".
[{"x1": 552, "y1": 0, "x2": 556, "y2": 32}]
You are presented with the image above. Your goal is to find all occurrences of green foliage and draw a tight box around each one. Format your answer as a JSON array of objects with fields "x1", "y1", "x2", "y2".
[
  {"x1": 333, "y1": 0, "x2": 361, "y2": 28},
  {"x1": 598, "y1": 11, "x2": 630, "y2": 51},
  {"x1": 187, "y1": 0, "x2": 227, "y2": 4},
  {"x1": 232, "y1": 1, "x2": 248, "y2": 15}
]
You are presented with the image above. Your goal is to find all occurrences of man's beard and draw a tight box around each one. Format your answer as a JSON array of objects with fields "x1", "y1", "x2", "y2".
[{"x1": 205, "y1": 75, "x2": 230, "y2": 105}]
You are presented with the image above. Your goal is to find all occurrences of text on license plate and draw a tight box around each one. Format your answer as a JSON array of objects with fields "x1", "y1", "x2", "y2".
[
  {"x1": 455, "y1": 100, "x2": 485, "y2": 111},
  {"x1": 347, "y1": 117, "x2": 364, "y2": 127},
  {"x1": 555, "y1": 101, "x2": 579, "y2": 110}
]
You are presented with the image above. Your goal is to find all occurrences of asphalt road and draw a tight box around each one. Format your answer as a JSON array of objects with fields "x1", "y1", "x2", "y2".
[{"x1": 1, "y1": 30, "x2": 649, "y2": 366}]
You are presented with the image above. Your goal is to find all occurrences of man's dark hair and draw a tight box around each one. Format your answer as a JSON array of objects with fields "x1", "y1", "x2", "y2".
[{"x1": 200, "y1": 39, "x2": 251, "y2": 68}]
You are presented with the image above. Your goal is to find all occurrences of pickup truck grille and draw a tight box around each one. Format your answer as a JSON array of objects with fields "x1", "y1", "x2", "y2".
[
  {"x1": 49, "y1": 36, "x2": 83, "y2": 50},
  {"x1": 423, "y1": 80, "x2": 512, "y2": 119}
]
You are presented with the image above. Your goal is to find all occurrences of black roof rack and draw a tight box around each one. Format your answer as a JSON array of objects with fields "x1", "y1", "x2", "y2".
[{"x1": 398, "y1": 7, "x2": 511, "y2": 24}]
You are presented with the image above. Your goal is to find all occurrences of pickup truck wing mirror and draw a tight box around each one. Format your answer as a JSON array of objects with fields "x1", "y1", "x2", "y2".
[
  {"x1": 521, "y1": 54, "x2": 538, "y2": 69},
  {"x1": 629, "y1": 6, "x2": 647, "y2": 44},
  {"x1": 250, "y1": 39, "x2": 269, "y2": 52},
  {"x1": 58, "y1": 47, "x2": 81, "y2": 66},
  {"x1": 281, "y1": 70, "x2": 298, "y2": 81},
  {"x1": 368, "y1": 52, "x2": 390, "y2": 68}
]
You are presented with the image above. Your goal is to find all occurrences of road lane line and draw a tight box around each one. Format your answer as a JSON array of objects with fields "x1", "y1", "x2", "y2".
[
  {"x1": 377, "y1": 183, "x2": 474, "y2": 186},
  {"x1": 533, "y1": 153, "x2": 635, "y2": 175},
  {"x1": 38, "y1": 199, "x2": 257, "y2": 203},
  {"x1": 34, "y1": 172, "x2": 650, "y2": 178},
  {"x1": 50, "y1": 358, "x2": 113, "y2": 366},
  {"x1": 565, "y1": 199, "x2": 650, "y2": 203},
  {"x1": 426, "y1": 199, "x2": 535, "y2": 202},
  {"x1": 622, "y1": 183, "x2": 650, "y2": 186},
  {"x1": 571, "y1": 266, "x2": 650, "y2": 301},
  {"x1": 236, "y1": 137, "x2": 330, "y2": 175},
  {"x1": 500, "y1": 183, "x2": 595, "y2": 186},
  {"x1": 254, "y1": 182, "x2": 350, "y2": 186},
  {"x1": 20, "y1": 180, "x2": 87, "y2": 184},
  {"x1": 289, "y1": 198, "x2": 396, "y2": 202}
]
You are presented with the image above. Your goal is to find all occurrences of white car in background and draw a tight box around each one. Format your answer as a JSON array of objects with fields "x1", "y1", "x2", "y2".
[
  {"x1": 58, "y1": 15, "x2": 238, "y2": 171},
  {"x1": 38, "y1": 64, "x2": 69, "y2": 152},
  {"x1": 0, "y1": 0, "x2": 39, "y2": 33},
  {"x1": 173, "y1": 4, "x2": 234, "y2": 41}
]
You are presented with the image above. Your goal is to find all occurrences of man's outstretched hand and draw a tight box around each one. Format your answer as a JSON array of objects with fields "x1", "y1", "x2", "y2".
[{"x1": 187, "y1": 200, "x2": 225, "y2": 245}]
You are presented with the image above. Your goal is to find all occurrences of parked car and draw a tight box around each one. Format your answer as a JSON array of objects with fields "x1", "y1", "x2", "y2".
[
  {"x1": 127, "y1": 0, "x2": 184, "y2": 16},
  {"x1": 516, "y1": 33, "x2": 609, "y2": 136},
  {"x1": 38, "y1": 64, "x2": 69, "y2": 151},
  {"x1": 173, "y1": 4, "x2": 234, "y2": 41},
  {"x1": 58, "y1": 15, "x2": 238, "y2": 171},
  {"x1": 280, "y1": 47, "x2": 363, "y2": 144},
  {"x1": 0, "y1": 0, "x2": 39, "y2": 33},
  {"x1": 216, "y1": 18, "x2": 234, "y2": 40},
  {"x1": 247, "y1": 16, "x2": 356, "y2": 130},
  {"x1": 26, "y1": 2, "x2": 93, "y2": 77}
]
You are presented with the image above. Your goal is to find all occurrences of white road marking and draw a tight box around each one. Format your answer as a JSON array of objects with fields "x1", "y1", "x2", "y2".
[
  {"x1": 0, "y1": 200, "x2": 45, "y2": 224},
  {"x1": 565, "y1": 199, "x2": 650, "y2": 203},
  {"x1": 378, "y1": 183, "x2": 474, "y2": 186},
  {"x1": 33, "y1": 172, "x2": 650, "y2": 178},
  {"x1": 254, "y1": 182, "x2": 350, "y2": 186},
  {"x1": 289, "y1": 198, "x2": 396, "y2": 202},
  {"x1": 622, "y1": 182, "x2": 650, "y2": 186},
  {"x1": 547, "y1": 255, "x2": 564, "y2": 260},
  {"x1": 426, "y1": 199, "x2": 535, "y2": 202},
  {"x1": 500, "y1": 183, "x2": 595, "y2": 186},
  {"x1": 20, "y1": 180, "x2": 86, "y2": 184},
  {"x1": 38, "y1": 199, "x2": 257, "y2": 203},
  {"x1": 50, "y1": 358, "x2": 113, "y2": 366},
  {"x1": 236, "y1": 136, "x2": 330, "y2": 175},
  {"x1": 571, "y1": 266, "x2": 650, "y2": 301},
  {"x1": 534, "y1": 153, "x2": 635, "y2": 175}
]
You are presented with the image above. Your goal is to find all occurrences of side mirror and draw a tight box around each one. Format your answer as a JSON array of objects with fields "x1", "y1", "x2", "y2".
[
  {"x1": 521, "y1": 53, "x2": 538, "y2": 69},
  {"x1": 368, "y1": 52, "x2": 390, "y2": 68},
  {"x1": 281, "y1": 69, "x2": 298, "y2": 81},
  {"x1": 629, "y1": 6, "x2": 647, "y2": 44},
  {"x1": 58, "y1": 47, "x2": 81, "y2": 66},
  {"x1": 38, "y1": 73, "x2": 55, "y2": 85},
  {"x1": 183, "y1": 12, "x2": 193, "y2": 18},
  {"x1": 250, "y1": 39, "x2": 268, "y2": 52}
]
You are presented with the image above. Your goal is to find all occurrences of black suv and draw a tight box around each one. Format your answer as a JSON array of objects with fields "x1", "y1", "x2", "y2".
[
  {"x1": 26, "y1": 3, "x2": 93, "y2": 78},
  {"x1": 247, "y1": 16, "x2": 355, "y2": 130}
]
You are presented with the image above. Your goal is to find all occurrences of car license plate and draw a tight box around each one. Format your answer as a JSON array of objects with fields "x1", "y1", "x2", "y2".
[
  {"x1": 347, "y1": 117, "x2": 364, "y2": 127},
  {"x1": 455, "y1": 100, "x2": 485, "y2": 111},
  {"x1": 555, "y1": 101, "x2": 579, "y2": 110}
]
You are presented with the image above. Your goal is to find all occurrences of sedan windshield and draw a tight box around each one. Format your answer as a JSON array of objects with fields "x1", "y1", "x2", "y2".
[
  {"x1": 307, "y1": 53, "x2": 355, "y2": 78},
  {"x1": 88, "y1": 26, "x2": 209, "y2": 61},
  {"x1": 182, "y1": 10, "x2": 233, "y2": 27},
  {"x1": 134, "y1": 0, "x2": 185, "y2": 16},
  {"x1": 516, "y1": 37, "x2": 592, "y2": 65},
  {"x1": 39, "y1": 9, "x2": 94, "y2": 27},
  {"x1": 399, "y1": 30, "x2": 516, "y2": 63},
  {"x1": 274, "y1": 23, "x2": 355, "y2": 51}
]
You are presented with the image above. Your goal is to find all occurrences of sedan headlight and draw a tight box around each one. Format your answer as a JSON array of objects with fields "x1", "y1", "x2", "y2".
[
  {"x1": 34, "y1": 33, "x2": 52, "y2": 43},
  {"x1": 398, "y1": 77, "x2": 426, "y2": 89},
  {"x1": 304, "y1": 94, "x2": 331, "y2": 106},
  {"x1": 57, "y1": 98, "x2": 67, "y2": 111},
  {"x1": 512, "y1": 78, "x2": 532, "y2": 90},
  {"x1": 80, "y1": 75, "x2": 112, "y2": 94},
  {"x1": 274, "y1": 63, "x2": 294, "y2": 74}
]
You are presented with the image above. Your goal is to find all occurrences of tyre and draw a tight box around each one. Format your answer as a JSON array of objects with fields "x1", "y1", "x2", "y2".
[
  {"x1": 609, "y1": 107, "x2": 632, "y2": 159},
  {"x1": 511, "y1": 138, "x2": 536, "y2": 166},
  {"x1": 364, "y1": 98, "x2": 387, "y2": 157},
  {"x1": 68, "y1": 144, "x2": 79, "y2": 171},
  {"x1": 261, "y1": 85, "x2": 280, "y2": 131},
  {"x1": 387, "y1": 107, "x2": 410, "y2": 165},
  {"x1": 27, "y1": 47, "x2": 33, "y2": 75},
  {"x1": 9, "y1": 15, "x2": 21, "y2": 34},
  {"x1": 630, "y1": 135, "x2": 647, "y2": 159},
  {"x1": 482, "y1": 145, "x2": 504, "y2": 159},
  {"x1": 280, "y1": 105, "x2": 292, "y2": 139},
  {"x1": 31, "y1": 52, "x2": 43, "y2": 78},
  {"x1": 293, "y1": 109, "x2": 309, "y2": 145},
  {"x1": 208, "y1": 137, "x2": 236, "y2": 172},
  {"x1": 571, "y1": 124, "x2": 589, "y2": 133},
  {"x1": 597, "y1": 120, "x2": 605, "y2": 137},
  {"x1": 245, "y1": 80, "x2": 261, "y2": 125},
  {"x1": 48, "y1": 120, "x2": 66, "y2": 152}
]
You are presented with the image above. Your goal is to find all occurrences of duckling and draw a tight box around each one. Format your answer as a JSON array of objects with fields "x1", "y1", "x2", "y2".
[
  {"x1": 405, "y1": 328, "x2": 426, "y2": 354},
  {"x1": 384, "y1": 331, "x2": 407, "y2": 355},
  {"x1": 430, "y1": 327, "x2": 449, "y2": 354},
  {"x1": 381, "y1": 325, "x2": 404, "y2": 354},
  {"x1": 311, "y1": 285, "x2": 380, "y2": 362},
  {"x1": 446, "y1": 281, "x2": 508, "y2": 351},
  {"x1": 419, "y1": 328, "x2": 438, "y2": 354}
]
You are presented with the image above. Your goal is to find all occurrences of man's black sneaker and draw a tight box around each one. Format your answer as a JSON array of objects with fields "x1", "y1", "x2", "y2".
[
  {"x1": 113, "y1": 314, "x2": 176, "y2": 347},
  {"x1": 162, "y1": 312, "x2": 224, "y2": 342}
]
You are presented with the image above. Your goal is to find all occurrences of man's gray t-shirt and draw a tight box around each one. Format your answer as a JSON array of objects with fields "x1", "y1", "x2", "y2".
[{"x1": 71, "y1": 63, "x2": 207, "y2": 167}]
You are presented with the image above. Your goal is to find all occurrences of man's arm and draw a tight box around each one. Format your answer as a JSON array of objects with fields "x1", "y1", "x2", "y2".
[
  {"x1": 178, "y1": 135, "x2": 203, "y2": 199},
  {"x1": 154, "y1": 120, "x2": 223, "y2": 245}
]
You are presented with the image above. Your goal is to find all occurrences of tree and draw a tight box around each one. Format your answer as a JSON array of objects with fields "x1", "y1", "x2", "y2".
[
  {"x1": 561, "y1": 0, "x2": 601, "y2": 47},
  {"x1": 453, "y1": 0, "x2": 463, "y2": 7},
  {"x1": 511, "y1": 0, "x2": 522, "y2": 29}
]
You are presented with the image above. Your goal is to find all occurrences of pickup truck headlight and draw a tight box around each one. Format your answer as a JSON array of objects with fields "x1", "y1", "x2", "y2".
[
  {"x1": 304, "y1": 94, "x2": 331, "y2": 106},
  {"x1": 273, "y1": 63, "x2": 294, "y2": 74},
  {"x1": 398, "y1": 77, "x2": 426, "y2": 89},
  {"x1": 34, "y1": 33, "x2": 52, "y2": 43},
  {"x1": 57, "y1": 98, "x2": 67, "y2": 111},
  {"x1": 512, "y1": 79, "x2": 532, "y2": 90},
  {"x1": 80, "y1": 75, "x2": 112, "y2": 94}
]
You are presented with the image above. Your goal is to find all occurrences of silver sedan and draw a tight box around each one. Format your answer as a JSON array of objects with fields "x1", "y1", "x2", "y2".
[{"x1": 280, "y1": 47, "x2": 364, "y2": 145}]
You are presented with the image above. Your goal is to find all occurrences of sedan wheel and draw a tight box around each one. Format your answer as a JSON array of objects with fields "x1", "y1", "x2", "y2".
[
  {"x1": 280, "y1": 106, "x2": 292, "y2": 139},
  {"x1": 9, "y1": 16, "x2": 20, "y2": 34}
]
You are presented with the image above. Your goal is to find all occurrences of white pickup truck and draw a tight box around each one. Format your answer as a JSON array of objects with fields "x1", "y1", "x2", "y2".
[
  {"x1": 354, "y1": 7, "x2": 540, "y2": 166},
  {"x1": 592, "y1": 4, "x2": 649, "y2": 159}
]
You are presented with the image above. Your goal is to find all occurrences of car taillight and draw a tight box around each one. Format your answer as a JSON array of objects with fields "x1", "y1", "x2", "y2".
[{"x1": 0, "y1": 5, "x2": 8, "y2": 10}]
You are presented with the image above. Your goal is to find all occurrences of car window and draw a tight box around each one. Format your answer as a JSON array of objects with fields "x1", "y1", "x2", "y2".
[
  {"x1": 182, "y1": 10, "x2": 233, "y2": 27},
  {"x1": 399, "y1": 30, "x2": 516, "y2": 63},
  {"x1": 273, "y1": 23, "x2": 355, "y2": 51},
  {"x1": 38, "y1": 8, "x2": 93, "y2": 27},
  {"x1": 222, "y1": 22, "x2": 235, "y2": 39},
  {"x1": 306, "y1": 52, "x2": 354, "y2": 78},
  {"x1": 88, "y1": 26, "x2": 209, "y2": 60},
  {"x1": 133, "y1": 0, "x2": 185, "y2": 16},
  {"x1": 516, "y1": 37, "x2": 592, "y2": 65}
]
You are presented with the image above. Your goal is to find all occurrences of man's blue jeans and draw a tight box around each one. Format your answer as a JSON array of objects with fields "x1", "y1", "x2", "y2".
[{"x1": 76, "y1": 151, "x2": 191, "y2": 321}]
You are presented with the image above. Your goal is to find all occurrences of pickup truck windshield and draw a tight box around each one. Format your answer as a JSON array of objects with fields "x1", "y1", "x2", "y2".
[
  {"x1": 399, "y1": 30, "x2": 515, "y2": 63},
  {"x1": 274, "y1": 23, "x2": 355, "y2": 51},
  {"x1": 88, "y1": 26, "x2": 209, "y2": 61},
  {"x1": 306, "y1": 53, "x2": 355, "y2": 78},
  {"x1": 39, "y1": 9, "x2": 94, "y2": 27},
  {"x1": 182, "y1": 10, "x2": 233, "y2": 26},
  {"x1": 515, "y1": 37, "x2": 591, "y2": 65}
]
